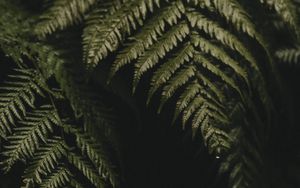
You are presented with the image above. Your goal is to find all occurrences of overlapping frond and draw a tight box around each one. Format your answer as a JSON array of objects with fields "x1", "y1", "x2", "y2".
[
  {"x1": 109, "y1": 0, "x2": 185, "y2": 80},
  {"x1": 23, "y1": 137, "x2": 68, "y2": 183},
  {"x1": 35, "y1": 0, "x2": 98, "y2": 37},
  {"x1": 63, "y1": 124, "x2": 121, "y2": 187},
  {"x1": 39, "y1": 166, "x2": 71, "y2": 188},
  {"x1": 1, "y1": 105, "x2": 59, "y2": 172},
  {"x1": 67, "y1": 151, "x2": 106, "y2": 188},
  {"x1": 0, "y1": 69, "x2": 45, "y2": 137},
  {"x1": 133, "y1": 21, "x2": 189, "y2": 91},
  {"x1": 28, "y1": 0, "x2": 300, "y2": 187},
  {"x1": 83, "y1": 0, "x2": 162, "y2": 68}
]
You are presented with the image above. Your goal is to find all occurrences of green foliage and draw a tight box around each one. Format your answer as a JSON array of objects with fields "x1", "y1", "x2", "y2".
[
  {"x1": 0, "y1": 69, "x2": 45, "y2": 137},
  {"x1": 1, "y1": 0, "x2": 300, "y2": 187}
]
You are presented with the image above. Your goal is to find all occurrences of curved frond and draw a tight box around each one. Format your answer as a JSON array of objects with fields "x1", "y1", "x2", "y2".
[
  {"x1": 109, "y1": 1, "x2": 185, "y2": 80},
  {"x1": 148, "y1": 43, "x2": 194, "y2": 103},
  {"x1": 191, "y1": 33, "x2": 249, "y2": 88},
  {"x1": 0, "y1": 69, "x2": 45, "y2": 136},
  {"x1": 35, "y1": 0, "x2": 97, "y2": 37},
  {"x1": 67, "y1": 151, "x2": 106, "y2": 188},
  {"x1": 39, "y1": 166, "x2": 71, "y2": 188},
  {"x1": 133, "y1": 22, "x2": 189, "y2": 91},
  {"x1": 1, "y1": 105, "x2": 59, "y2": 172},
  {"x1": 23, "y1": 138, "x2": 68, "y2": 183},
  {"x1": 63, "y1": 124, "x2": 121, "y2": 187},
  {"x1": 186, "y1": 9, "x2": 259, "y2": 71},
  {"x1": 83, "y1": 0, "x2": 161, "y2": 68}
]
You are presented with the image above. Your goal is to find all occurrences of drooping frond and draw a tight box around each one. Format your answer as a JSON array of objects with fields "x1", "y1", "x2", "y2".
[
  {"x1": 63, "y1": 124, "x2": 121, "y2": 187},
  {"x1": 220, "y1": 128, "x2": 263, "y2": 188},
  {"x1": 148, "y1": 43, "x2": 194, "y2": 104},
  {"x1": 23, "y1": 138, "x2": 68, "y2": 183},
  {"x1": 133, "y1": 21, "x2": 190, "y2": 91},
  {"x1": 193, "y1": 52, "x2": 241, "y2": 95},
  {"x1": 210, "y1": 0, "x2": 266, "y2": 48},
  {"x1": 276, "y1": 47, "x2": 300, "y2": 64},
  {"x1": 39, "y1": 166, "x2": 71, "y2": 188},
  {"x1": 191, "y1": 33, "x2": 249, "y2": 88},
  {"x1": 67, "y1": 151, "x2": 106, "y2": 188},
  {"x1": 1, "y1": 105, "x2": 59, "y2": 172},
  {"x1": 109, "y1": 0, "x2": 185, "y2": 80},
  {"x1": 186, "y1": 8, "x2": 259, "y2": 71},
  {"x1": 83, "y1": 0, "x2": 161, "y2": 68},
  {"x1": 0, "y1": 69, "x2": 45, "y2": 136},
  {"x1": 35, "y1": 0, "x2": 98, "y2": 37}
]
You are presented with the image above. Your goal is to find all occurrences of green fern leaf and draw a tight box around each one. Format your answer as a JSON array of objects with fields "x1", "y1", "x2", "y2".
[
  {"x1": 186, "y1": 9, "x2": 259, "y2": 71},
  {"x1": 67, "y1": 151, "x2": 106, "y2": 188},
  {"x1": 193, "y1": 52, "x2": 241, "y2": 95},
  {"x1": 148, "y1": 43, "x2": 194, "y2": 104},
  {"x1": 191, "y1": 33, "x2": 249, "y2": 89},
  {"x1": 23, "y1": 138, "x2": 68, "y2": 183},
  {"x1": 109, "y1": 1, "x2": 185, "y2": 81},
  {"x1": 0, "y1": 69, "x2": 45, "y2": 136},
  {"x1": 158, "y1": 65, "x2": 196, "y2": 112},
  {"x1": 35, "y1": 0, "x2": 97, "y2": 37},
  {"x1": 133, "y1": 22, "x2": 189, "y2": 91},
  {"x1": 1, "y1": 105, "x2": 59, "y2": 172},
  {"x1": 83, "y1": 0, "x2": 161, "y2": 69},
  {"x1": 39, "y1": 166, "x2": 71, "y2": 188},
  {"x1": 63, "y1": 124, "x2": 121, "y2": 187}
]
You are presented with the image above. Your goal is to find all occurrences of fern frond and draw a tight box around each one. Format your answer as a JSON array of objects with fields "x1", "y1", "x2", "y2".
[
  {"x1": 159, "y1": 65, "x2": 196, "y2": 112},
  {"x1": 193, "y1": 52, "x2": 241, "y2": 94},
  {"x1": 260, "y1": 0, "x2": 300, "y2": 38},
  {"x1": 276, "y1": 47, "x2": 300, "y2": 64},
  {"x1": 39, "y1": 166, "x2": 71, "y2": 188},
  {"x1": 220, "y1": 128, "x2": 263, "y2": 188},
  {"x1": 23, "y1": 138, "x2": 68, "y2": 183},
  {"x1": 148, "y1": 43, "x2": 194, "y2": 103},
  {"x1": 0, "y1": 69, "x2": 45, "y2": 136},
  {"x1": 63, "y1": 124, "x2": 120, "y2": 187},
  {"x1": 83, "y1": 0, "x2": 161, "y2": 68},
  {"x1": 186, "y1": 9, "x2": 259, "y2": 71},
  {"x1": 182, "y1": 95, "x2": 224, "y2": 127},
  {"x1": 1, "y1": 105, "x2": 59, "y2": 172},
  {"x1": 133, "y1": 22, "x2": 189, "y2": 91},
  {"x1": 209, "y1": 0, "x2": 266, "y2": 48},
  {"x1": 67, "y1": 151, "x2": 106, "y2": 188},
  {"x1": 35, "y1": 0, "x2": 97, "y2": 37},
  {"x1": 109, "y1": 1, "x2": 185, "y2": 81},
  {"x1": 191, "y1": 33, "x2": 249, "y2": 89},
  {"x1": 201, "y1": 122, "x2": 231, "y2": 155}
]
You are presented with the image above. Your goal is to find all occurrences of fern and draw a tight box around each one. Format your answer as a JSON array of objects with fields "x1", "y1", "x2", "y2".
[
  {"x1": 63, "y1": 124, "x2": 121, "y2": 187},
  {"x1": 1, "y1": 105, "x2": 59, "y2": 172},
  {"x1": 39, "y1": 166, "x2": 71, "y2": 188},
  {"x1": 1, "y1": 0, "x2": 299, "y2": 187},
  {"x1": 109, "y1": 1, "x2": 185, "y2": 80},
  {"x1": 83, "y1": 0, "x2": 161, "y2": 68},
  {"x1": 23, "y1": 137, "x2": 68, "y2": 183},
  {"x1": 0, "y1": 69, "x2": 45, "y2": 137},
  {"x1": 35, "y1": 0, "x2": 98, "y2": 37},
  {"x1": 67, "y1": 151, "x2": 106, "y2": 188},
  {"x1": 276, "y1": 47, "x2": 300, "y2": 64},
  {"x1": 260, "y1": 0, "x2": 300, "y2": 38},
  {"x1": 133, "y1": 21, "x2": 190, "y2": 91}
]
